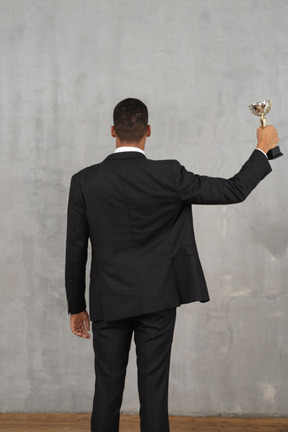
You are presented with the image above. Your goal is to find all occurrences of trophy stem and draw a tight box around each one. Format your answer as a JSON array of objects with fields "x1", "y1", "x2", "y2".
[{"x1": 260, "y1": 114, "x2": 267, "y2": 127}]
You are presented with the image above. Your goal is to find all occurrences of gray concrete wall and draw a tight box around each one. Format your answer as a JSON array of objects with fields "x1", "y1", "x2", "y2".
[{"x1": 0, "y1": 0, "x2": 287, "y2": 416}]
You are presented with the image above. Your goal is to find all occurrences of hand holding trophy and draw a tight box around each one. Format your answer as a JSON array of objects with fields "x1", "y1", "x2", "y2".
[{"x1": 248, "y1": 100, "x2": 283, "y2": 160}]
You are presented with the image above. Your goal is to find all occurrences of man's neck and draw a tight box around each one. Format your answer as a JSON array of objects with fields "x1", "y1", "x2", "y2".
[
  {"x1": 115, "y1": 138, "x2": 145, "y2": 152},
  {"x1": 114, "y1": 146, "x2": 145, "y2": 155}
]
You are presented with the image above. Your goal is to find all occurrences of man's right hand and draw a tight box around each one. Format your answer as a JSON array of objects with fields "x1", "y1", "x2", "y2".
[
  {"x1": 70, "y1": 309, "x2": 91, "y2": 339},
  {"x1": 257, "y1": 125, "x2": 279, "y2": 155}
]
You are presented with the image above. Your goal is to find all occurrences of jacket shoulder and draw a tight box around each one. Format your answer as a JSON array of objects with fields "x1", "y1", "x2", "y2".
[{"x1": 70, "y1": 161, "x2": 104, "y2": 180}]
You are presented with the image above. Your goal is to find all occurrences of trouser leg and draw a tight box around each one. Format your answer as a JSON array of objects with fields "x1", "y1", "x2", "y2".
[
  {"x1": 91, "y1": 318, "x2": 133, "y2": 432},
  {"x1": 133, "y1": 308, "x2": 177, "y2": 432}
]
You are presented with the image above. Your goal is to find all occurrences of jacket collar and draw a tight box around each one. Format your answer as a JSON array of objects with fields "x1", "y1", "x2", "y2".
[{"x1": 104, "y1": 151, "x2": 147, "y2": 161}]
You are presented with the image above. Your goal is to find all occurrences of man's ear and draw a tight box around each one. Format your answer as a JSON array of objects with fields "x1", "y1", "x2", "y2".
[
  {"x1": 147, "y1": 125, "x2": 151, "y2": 137},
  {"x1": 111, "y1": 126, "x2": 116, "y2": 138}
]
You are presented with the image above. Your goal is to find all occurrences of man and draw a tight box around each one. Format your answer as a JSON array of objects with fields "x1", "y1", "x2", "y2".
[{"x1": 65, "y1": 98, "x2": 279, "y2": 432}]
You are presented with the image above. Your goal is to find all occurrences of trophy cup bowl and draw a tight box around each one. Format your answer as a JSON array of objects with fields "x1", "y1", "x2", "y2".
[
  {"x1": 248, "y1": 100, "x2": 271, "y2": 124},
  {"x1": 248, "y1": 99, "x2": 283, "y2": 160}
]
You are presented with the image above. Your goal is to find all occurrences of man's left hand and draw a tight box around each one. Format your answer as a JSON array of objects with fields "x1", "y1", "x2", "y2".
[{"x1": 70, "y1": 309, "x2": 91, "y2": 338}]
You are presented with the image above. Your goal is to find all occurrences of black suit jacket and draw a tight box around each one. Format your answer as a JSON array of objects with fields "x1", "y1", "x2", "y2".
[{"x1": 65, "y1": 149, "x2": 272, "y2": 321}]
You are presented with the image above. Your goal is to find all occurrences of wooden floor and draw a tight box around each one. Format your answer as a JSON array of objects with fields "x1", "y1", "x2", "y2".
[{"x1": 0, "y1": 414, "x2": 287, "y2": 432}]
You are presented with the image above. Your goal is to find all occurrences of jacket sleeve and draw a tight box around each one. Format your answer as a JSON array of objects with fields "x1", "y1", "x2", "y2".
[
  {"x1": 65, "y1": 174, "x2": 89, "y2": 315},
  {"x1": 174, "y1": 149, "x2": 272, "y2": 205}
]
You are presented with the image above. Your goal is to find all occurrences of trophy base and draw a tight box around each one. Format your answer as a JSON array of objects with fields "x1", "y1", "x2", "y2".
[{"x1": 267, "y1": 146, "x2": 283, "y2": 160}]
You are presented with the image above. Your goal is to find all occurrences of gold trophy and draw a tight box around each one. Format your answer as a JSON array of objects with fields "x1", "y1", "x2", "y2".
[{"x1": 248, "y1": 100, "x2": 283, "y2": 160}]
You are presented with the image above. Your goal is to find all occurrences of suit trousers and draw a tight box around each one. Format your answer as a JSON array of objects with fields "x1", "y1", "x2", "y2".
[{"x1": 91, "y1": 307, "x2": 177, "y2": 432}]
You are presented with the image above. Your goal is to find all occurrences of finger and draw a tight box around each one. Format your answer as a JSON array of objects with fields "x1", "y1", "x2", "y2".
[
  {"x1": 82, "y1": 324, "x2": 90, "y2": 338},
  {"x1": 85, "y1": 318, "x2": 90, "y2": 331},
  {"x1": 72, "y1": 328, "x2": 83, "y2": 337},
  {"x1": 72, "y1": 326, "x2": 90, "y2": 338},
  {"x1": 77, "y1": 323, "x2": 90, "y2": 338}
]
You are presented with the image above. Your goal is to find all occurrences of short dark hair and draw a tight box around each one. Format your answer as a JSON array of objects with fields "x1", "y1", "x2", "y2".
[{"x1": 113, "y1": 98, "x2": 148, "y2": 142}]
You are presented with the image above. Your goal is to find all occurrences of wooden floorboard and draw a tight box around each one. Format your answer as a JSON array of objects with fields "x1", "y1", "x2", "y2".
[{"x1": 0, "y1": 413, "x2": 287, "y2": 432}]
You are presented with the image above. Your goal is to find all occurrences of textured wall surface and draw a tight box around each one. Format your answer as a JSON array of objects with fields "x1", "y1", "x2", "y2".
[{"x1": 0, "y1": 0, "x2": 287, "y2": 416}]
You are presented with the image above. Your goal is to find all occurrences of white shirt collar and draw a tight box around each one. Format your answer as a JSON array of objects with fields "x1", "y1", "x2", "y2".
[{"x1": 114, "y1": 146, "x2": 145, "y2": 155}]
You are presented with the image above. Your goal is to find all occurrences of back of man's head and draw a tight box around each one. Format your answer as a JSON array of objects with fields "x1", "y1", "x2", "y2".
[{"x1": 113, "y1": 98, "x2": 148, "y2": 143}]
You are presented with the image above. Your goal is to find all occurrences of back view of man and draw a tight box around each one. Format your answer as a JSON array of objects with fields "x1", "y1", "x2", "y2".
[{"x1": 65, "y1": 98, "x2": 279, "y2": 432}]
